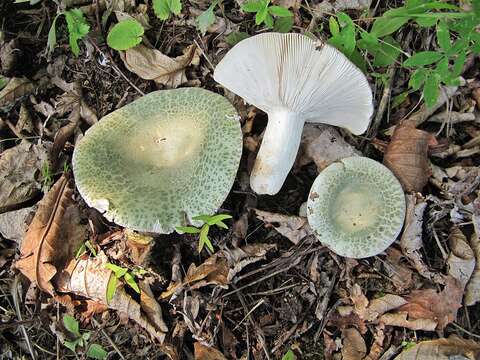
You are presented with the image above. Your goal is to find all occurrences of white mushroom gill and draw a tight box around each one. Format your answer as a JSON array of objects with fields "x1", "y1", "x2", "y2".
[{"x1": 214, "y1": 33, "x2": 374, "y2": 195}]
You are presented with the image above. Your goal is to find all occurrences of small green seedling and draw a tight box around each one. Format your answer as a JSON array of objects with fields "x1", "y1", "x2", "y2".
[
  {"x1": 106, "y1": 19, "x2": 144, "y2": 51},
  {"x1": 401, "y1": 340, "x2": 417, "y2": 350},
  {"x1": 152, "y1": 0, "x2": 182, "y2": 20},
  {"x1": 241, "y1": 0, "x2": 293, "y2": 31},
  {"x1": 281, "y1": 349, "x2": 297, "y2": 360},
  {"x1": 176, "y1": 214, "x2": 232, "y2": 253},
  {"x1": 48, "y1": 8, "x2": 90, "y2": 57},
  {"x1": 105, "y1": 263, "x2": 142, "y2": 303},
  {"x1": 41, "y1": 161, "x2": 54, "y2": 191},
  {"x1": 62, "y1": 315, "x2": 107, "y2": 359},
  {"x1": 75, "y1": 240, "x2": 97, "y2": 258},
  {"x1": 196, "y1": 0, "x2": 220, "y2": 35}
]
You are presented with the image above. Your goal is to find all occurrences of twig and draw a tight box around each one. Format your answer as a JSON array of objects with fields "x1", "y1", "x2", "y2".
[
  {"x1": 194, "y1": 38, "x2": 215, "y2": 72},
  {"x1": 233, "y1": 299, "x2": 265, "y2": 331},
  {"x1": 91, "y1": 317, "x2": 126, "y2": 360},
  {"x1": 450, "y1": 322, "x2": 480, "y2": 340}
]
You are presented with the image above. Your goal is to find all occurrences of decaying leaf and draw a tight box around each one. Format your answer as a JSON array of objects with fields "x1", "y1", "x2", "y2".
[
  {"x1": 378, "y1": 312, "x2": 437, "y2": 331},
  {"x1": 400, "y1": 195, "x2": 445, "y2": 284},
  {"x1": 383, "y1": 248, "x2": 414, "y2": 292},
  {"x1": 125, "y1": 229, "x2": 153, "y2": 266},
  {"x1": 194, "y1": 342, "x2": 227, "y2": 360},
  {"x1": 447, "y1": 226, "x2": 475, "y2": 287},
  {"x1": 0, "y1": 141, "x2": 51, "y2": 213},
  {"x1": 383, "y1": 121, "x2": 437, "y2": 193},
  {"x1": 161, "y1": 244, "x2": 275, "y2": 298},
  {"x1": 254, "y1": 209, "x2": 312, "y2": 244},
  {"x1": 466, "y1": 198, "x2": 480, "y2": 306},
  {"x1": 399, "y1": 276, "x2": 463, "y2": 330},
  {"x1": 312, "y1": 0, "x2": 372, "y2": 16},
  {"x1": 55, "y1": 251, "x2": 167, "y2": 343},
  {"x1": 0, "y1": 77, "x2": 34, "y2": 109},
  {"x1": 15, "y1": 175, "x2": 85, "y2": 294},
  {"x1": 341, "y1": 328, "x2": 367, "y2": 360},
  {"x1": 394, "y1": 335, "x2": 480, "y2": 360},
  {"x1": 297, "y1": 124, "x2": 360, "y2": 172},
  {"x1": 0, "y1": 206, "x2": 35, "y2": 244},
  {"x1": 120, "y1": 44, "x2": 200, "y2": 88}
]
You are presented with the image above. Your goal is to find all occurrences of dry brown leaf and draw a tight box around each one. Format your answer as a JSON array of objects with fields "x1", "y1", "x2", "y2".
[
  {"x1": 0, "y1": 141, "x2": 51, "y2": 213},
  {"x1": 384, "y1": 248, "x2": 414, "y2": 292},
  {"x1": 15, "y1": 175, "x2": 84, "y2": 294},
  {"x1": 400, "y1": 195, "x2": 445, "y2": 284},
  {"x1": 120, "y1": 44, "x2": 199, "y2": 88},
  {"x1": 379, "y1": 312, "x2": 437, "y2": 331},
  {"x1": 55, "y1": 251, "x2": 167, "y2": 343},
  {"x1": 448, "y1": 226, "x2": 475, "y2": 287},
  {"x1": 466, "y1": 198, "x2": 480, "y2": 306},
  {"x1": 297, "y1": 124, "x2": 359, "y2": 172},
  {"x1": 0, "y1": 39, "x2": 19, "y2": 74},
  {"x1": 341, "y1": 328, "x2": 367, "y2": 360},
  {"x1": 140, "y1": 280, "x2": 168, "y2": 333},
  {"x1": 194, "y1": 342, "x2": 227, "y2": 360},
  {"x1": 394, "y1": 335, "x2": 480, "y2": 360},
  {"x1": 367, "y1": 294, "x2": 407, "y2": 321},
  {"x1": 125, "y1": 229, "x2": 153, "y2": 266},
  {"x1": 254, "y1": 209, "x2": 312, "y2": 244},
  {"x1": 0, "y1": 77, "x2": 34, "y2": 108},
  {"x1": 383, "y1": 121, "x2": 437, "y2": 193},
  {"x1": 399, "y1": 276, "x2": 463, "y2": 330},
  {"x1": 0, "y1": 206, "x2": 35, "y2": 244}
]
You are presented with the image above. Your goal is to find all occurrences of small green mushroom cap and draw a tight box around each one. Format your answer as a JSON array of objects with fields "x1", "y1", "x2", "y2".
[
  {"x1": 73, "y1": 88, "x2": 242, "y2": 233},
  {"x1": 307, "y1": 157, "x2": 405, "y2": 258}
]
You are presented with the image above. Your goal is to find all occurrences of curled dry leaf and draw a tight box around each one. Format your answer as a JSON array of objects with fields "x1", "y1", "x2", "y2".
[
  {"x1": 297, "y1": 124, "x2": 360, "y2": 172},
  {"x1": 465, "y1": 198, "x2": 480, "y2": 306},
  {"x1": 447, "y1": 226, "x2": 475, "y2": 287},
  {"x1": 0, "y1": 141, "x2": 51, "y2": 213},
  {"x1": 400, "y1": 195, "x2": 445, "y2": 284},
  {"x1": 378, "y1": 312, "x2": 437, "y2": 331},
  {"x1": 0, "y1": 77, "x2": 34, "y2": 108},
  {"x1": 383, "y1": 120, "x2": 437, "y2": 193},
  {"x1": 254, "y1": 209, "x2": 312, "y2": 244},
  {"x1": 341, "y1": 328, "x2": 367, "y2": 360},
  {"x1": 55, "y1": 251, "x2": 167, "y2": 343},
  {"x1": 394, "y1": 335, "x2": 480, "y2": 360},
  {"x1": 15, "y1": 175, "x2": 85, "y2": 294},
  {"x1": 194, "y1": 342, "x2": 227, "y2": 360},
  {"x1": 120, "y1": 44, "x2": 200, "y2": 88}
]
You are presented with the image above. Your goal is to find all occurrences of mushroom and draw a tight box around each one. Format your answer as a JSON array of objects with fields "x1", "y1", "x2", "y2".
[
  {"x1": 307, "y1": 157, "x2": 405, "y2": 259},
  {"x1": 72, "y1": 88, "x2": 243, "y2": 233},
  {"x1": 214, "y1": 33, "x2": 373, "y2": 195}
]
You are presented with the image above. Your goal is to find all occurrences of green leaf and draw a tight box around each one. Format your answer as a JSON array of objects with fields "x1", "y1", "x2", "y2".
[
  {"x1": 423, "y1": 72, "x2": 440, "y2": 108},
  {"x1": 64, "y1": 9, "x2": 90, "y2": 57},
  {"x1": 199, "y1": 224, "x2": 213, "y2": 253},
  {"x1": 47, "y1": 14, "x2": 59, "y2": 55},
  {"x1": 168, "y1": 0, "x2": 182, "y2": 15},
  {"x1": 436, "y1": 20, "x2": 450, "y2": 51},
  {"x1": 205, "y1": 214, "x2": 232, "y2": 226},
  {"x1": 255, "y1": 6, "x2": 268, "y2": 24},
  {"x1": 63, "y1": 340, "x2": 79, "y2": 353},
  {"x1": 371, "y1": 16, "x2": 410, "y2": 37},
  {"x1": 409, "y1": 67, "x2": 427, "y2": 90},
  {"x1": 349, "y1": 49, "x2": 367, "y2": 72},
  {"x1": 281, "y1": 349, "x2": 297, "y2": 360},
  {"x1": 415, "y1": 16, "x2": 437, "y2": 27},
  {"x1": 82, "y1": 331, "x2": 91, "y2": 342},
  {"x1": 124, "y1": 272, "x2": 141, "y2": 293},
  {"x1": 225, "y1": 32, "x2": 250, "y2": 46},
  {"x1": 359, "y1": 30, "x2": 379, "y2": 48},
  {"x1": 0, "y1": 76, "x2": 9, "y2": 90},
  {"x1": 85, "y1": 240, "x2": 97, "y2": 257},
  {"x1": 75, "y1": 242, "x2": 87, "y2": 258},
  {"x1": 197, "y1": 4, "x2": 216, "y2": 35},
  {"x1": 87, "y1": 344, "x2": 108, "y2": 359},
  {"x1": 106, "y1": 274, "x2": 118, "y2": 304},
  {"x1": 403, "y1": 51, "x2": 443, "y2": 67},
  {"x1": 329, "y1": 16, "x2": 340, "y2": 36},
  {"x1": 241, "y1": 0, "x2": 265, "y2": 12},
  {"x1": 63, "y1": 315, "x2": 80, "y2": 337},
  {"x1": 107, "y1": 19, "x2": 144, "y2": 51},
  {"x1": 452, "y1": 51, "x2": 466, "y2": 77},
  {"x1": 435, "y1": 57, "x2": 449, "y2": 80},
  {"x1": 273, "y1": 16, "x2": 293, "y2": 32},
  {"x1": 268, "y1": 5, "x2": 291, "y2": 17},
  {"x1": 391, "y1": 91, "x2": 409, "y2": 108},
  {"x1": 176, "y1": 226, "x2": 202, "y2": 234},
  {"x1": 264, "y1": 12, "x2": 274, "y2": 28},
  {"x1": 215, "y1": 220, "x2": 228, "y2": 229},
  {"x1": 153, "y1": 0, "x2": 171, "y2": 20},
  {"x1": 192, "y1": 215, "x2": 212, "y2": 222},
  {"x1": 105, "y1": 263, "x2": 128, "y2": 278},
  {"x1": 371, "y1": 37, "x2": 401, "y2": 66}
]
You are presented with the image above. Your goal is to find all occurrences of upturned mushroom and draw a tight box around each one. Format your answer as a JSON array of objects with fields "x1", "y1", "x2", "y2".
[
  {"x1": 214, "y1": 33, "x2": 373, "y2": 195},
  {"x1": 73, "y1": 88, "x2": 242, "y2": 234},
  {"x1": 307, "y1": 157, "x2": 405, "y2": 259}
]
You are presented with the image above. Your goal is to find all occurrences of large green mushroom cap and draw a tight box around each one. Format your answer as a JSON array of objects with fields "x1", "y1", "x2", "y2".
[
  {"x1": 307, "y1": 157, "x2": 405, "y2": 258},
  {"x1": 73, "y1": 88, "x2": 242, "y2": 233}
]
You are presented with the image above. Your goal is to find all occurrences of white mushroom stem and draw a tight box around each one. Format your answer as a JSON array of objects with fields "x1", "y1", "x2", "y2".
[{"x1": 251, "y1": 111, "x2": 305, "y2": 195}]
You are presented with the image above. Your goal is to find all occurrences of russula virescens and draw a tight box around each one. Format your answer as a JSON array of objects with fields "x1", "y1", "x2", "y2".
[
  {"x1": 307, "y1": 157, "x2": 405, "y2": 258},
  {"x1": 73, "y1": 88, "x2": 242, "y2": 233},
  {"x1": 214, "y1": 33, "x2": 373, "y2": 195}
]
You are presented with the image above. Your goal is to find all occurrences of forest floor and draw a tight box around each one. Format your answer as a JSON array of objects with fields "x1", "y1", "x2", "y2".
[{"x1": 1, "y1": 0, "x2": 480, "y2": 359}]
